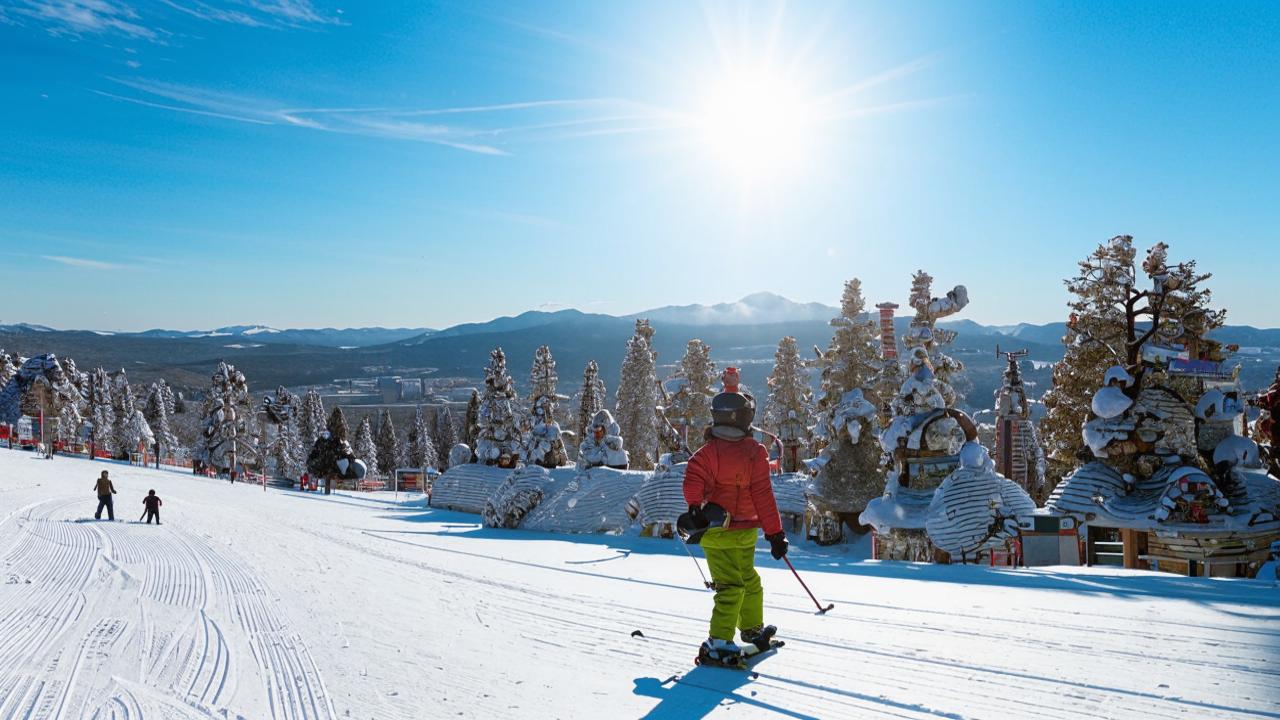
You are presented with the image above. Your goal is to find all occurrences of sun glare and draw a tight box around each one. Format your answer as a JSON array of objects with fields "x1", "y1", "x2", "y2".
[{"x1": 694, "y1": 64, "x2": 818, "y2": 182}]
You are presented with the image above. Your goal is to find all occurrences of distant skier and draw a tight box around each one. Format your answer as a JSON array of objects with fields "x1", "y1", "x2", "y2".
[
  {"x1": 142, "y1": 489, "x2": 162, "y2": 525},
  {"x1": 93, "y1": 470, "x2": 117, "y2": 521},
  {"x1": 682, "y1": 391, "x2": 787, "y2": 666}
]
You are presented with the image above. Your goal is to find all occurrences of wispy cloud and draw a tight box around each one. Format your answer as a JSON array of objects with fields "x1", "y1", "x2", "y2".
[
  {"x1": 7, "y1": 0, "x2": 338, "y2": 42},
  {"x1": 159, "y1": 0, "x2": 340, "y2": 29},
  {"x1": 7, "y1": 0, "x2": 163, "y2": 41},
  {"x1": 43, "y1": 255, "x2": 133, "y2": 270},
  {"x1": 96, "y1": 77, "x2": 661, "y2": 155}
]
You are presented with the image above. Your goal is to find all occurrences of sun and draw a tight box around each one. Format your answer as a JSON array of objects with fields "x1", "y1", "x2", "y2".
[{"x1": 694, "y1": 64, "x2": 819, "y2": 182}]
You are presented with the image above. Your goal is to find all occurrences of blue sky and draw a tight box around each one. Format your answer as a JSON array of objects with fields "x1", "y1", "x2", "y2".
[{"x1": 1, "y1": 0, "x2": 1277, "y2": 331}]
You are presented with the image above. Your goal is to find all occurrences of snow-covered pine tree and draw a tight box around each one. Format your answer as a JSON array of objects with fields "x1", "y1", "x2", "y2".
[
  {"x1": 173, "y1": 392, "x2": 186, "y2": 414},
  {"x1": 614, "y1": 320, "x2": 660, "y2": 470},
  {"x1": 529, "y1": 345, "x2": 560, "y2": 422},
  {"x1": 525, "y1": 345, "x2": 568, "y2": 467},
  {"x1": 85, "y1": 367, "x2": 115, "y2": 458},
  {"x1": 353, "y1": 415, "x2": 378, "y2": 477},
  {"x1": 474, "y1": 348, "x2": 523, "y2": 466},
  {"x1": 1040, "y1": 236, "x2": 1220, "y2": 486},
  {"x1": 297, "y1": 388, "x2": 326, "y2": 455},
  {"x1": 463, "y1": 390, "x2": 480, "y2": 449},
  {"x1": 809, "y1": 279, "x2": 886, "y2": 528},
  {"x1": 262, "y1": 386, "x2": 301, "y2": 479},
  {"x1": 145, "y1": 381, "x2": 179, "y2": 458},
  {"x1": 0, "y1": 350, "x2": 17, "y2": 388},
  {"x1": 110, "y1": 370, "x2": 143, "y2": 458},
  {"x1": 667, "y1": 339, "x2": 716, "y2": 453},
  {"x1": 433, "y1": 404, "x2": 458, "y2": 467},
  {"x1": 375, "y1": 409, "x2": 403, "y2": 476},
  {"x1": 196, "y1": 361, "x2": 255, "y2": 474},
  {"x1": 407, "y1": 405, "x2": 438, "y2": 470},
  {"x1": 764, "y1": 336, "x2": 813, "y2": 472},
  {"x1": 326, "y1": 407, "x2": 350, "y2": 444},
  {"x1": 51, "y1": 356, "x2": 84, "y2": 447},
  {"x1": 576, "y1": 360, "x2": 607, "y2": 441}
]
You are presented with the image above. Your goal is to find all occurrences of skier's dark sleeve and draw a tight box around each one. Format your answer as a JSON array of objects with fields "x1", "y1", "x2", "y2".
[
  {"x1": 749, "y1": 444, "x2": 783, "y2": 536},
  {"x1": 683, "y1": 447, "x2": 711, "y2": 506}
]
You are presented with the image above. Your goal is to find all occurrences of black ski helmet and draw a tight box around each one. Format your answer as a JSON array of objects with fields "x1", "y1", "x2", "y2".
[{"x1": 711, "y1": 392, "x2": 754, "y2": 432}]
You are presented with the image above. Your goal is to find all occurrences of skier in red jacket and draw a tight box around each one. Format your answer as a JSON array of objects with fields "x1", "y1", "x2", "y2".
[{"x1": 683, "y1": 391, "x2": 786, "y2": 666}]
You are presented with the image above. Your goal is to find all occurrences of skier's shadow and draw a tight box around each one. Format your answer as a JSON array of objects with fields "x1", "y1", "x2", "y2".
[{"x1": 633, "y1": 668, "x2": 816, "y2": 720}]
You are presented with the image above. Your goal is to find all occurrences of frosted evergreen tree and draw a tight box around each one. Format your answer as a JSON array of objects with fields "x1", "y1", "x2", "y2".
[
  {"x1": 809, "y1": 279, "x2": 886, "y2": 525},
  {"x1": 196, "y1": 361, "x2": 255, "y2": 473},
  {"x1": 815, "y1": 279, "x2": 882, "y2": 417},
  {"x1": 145, "y1": 381, "x2": 179, "y2": 458},
  {"x1": 53, "y1": 356, "x2": 85, "y2": 447},
  {"x1": 0, "y1": 350, "x2": 17, "y2": 388},
  {"x1": 407, "y1": 405, "x2": 439, "y2": 470},
  {"x1": 263, "y1": 386, "x2": 301, "y2": 479},
  {"x1": 463, "y1": 390, "x2": 480, "y2": 449},
  {"x1": 901, "y1": 270, "x2": 970, "y2": 408},
  {"x1": 0, "y1": 354, "x2": 83, "y2": 449},
  {"x1": 110, "y1": 370, "x2": 142, "y2": 458},
  {"x1": 667, "y1": 339, "x2": 716, "y2": 453},
  {"x1": 528, "y1": 345, "x2": 561, "y2": 411},
  {"x1": 475, "y1": 348, "x2": 523, "y2": 466},
  {"x1": 86, "y1": 367, "x2": 115, "y2": 458},
  {"x1": 297, "y1": 388, "x2": 326, "y2": 455},
  {"x1": 375, "y1": 409, "x2": 403, "y2": 476},
  {"x1": 433, "y1": 405, "x2": 458, "y2": 467},
  {"x1": 174, "y1": 392, "x2": 186, "y2": 414},
  {"x1": 614, "y1": 319, "x2": 660, "y2": 470},
  {"x1": 353, "y1": 415, "x2": 379, "y2": 477},
  {"x1": 764, "y1": 336, "x2": 813, "y2": 472},
  {"x1": 326, "y1": 407, "x2": 350, "y2": 444},
  {"x1": 1041, "y1": 236, "x2": 1220, "y2": 486},
  {"x1": 525, "y1": 345, "x2": 567, "y2": 467},
  {"x1": 576, "y1": 360, "x2": 607, "y2": 441}
]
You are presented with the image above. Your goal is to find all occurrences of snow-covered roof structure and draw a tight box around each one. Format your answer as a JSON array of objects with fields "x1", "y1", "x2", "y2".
[
  {"x1": 630, "y1": 462, "x2": 687, "y2": 528},
  {"x1": 430, "y1": 463, "x2": 512, "y2": 513},
  {"x1": 925, "y1": 464, "x2": 1037, "y2": 559},
  {"x1": 1046, "y1": 459, "x2": 1279, "y2": 533},
  {"x1": 771, "y1": 472, "x2": 811, "y2": 518},
  {"x1": 521, "y1": 467, "x2": 647, "y2": 534}
]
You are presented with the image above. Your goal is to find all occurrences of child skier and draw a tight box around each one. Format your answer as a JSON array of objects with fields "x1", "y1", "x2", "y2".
[
  {"x1": 93, "y1": 470, "x2": 117, "y2": 521},
  {"x1": 142, "y1": 489, "x2": 162, "y2": 525},
  {"x1": 682, "y1": 391, "x2": 787, "y2": 666}
]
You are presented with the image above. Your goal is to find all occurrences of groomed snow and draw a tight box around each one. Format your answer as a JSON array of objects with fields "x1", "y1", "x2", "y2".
[{"x1": 1, "y1": 448, "x2": 1278, "y2": 719}]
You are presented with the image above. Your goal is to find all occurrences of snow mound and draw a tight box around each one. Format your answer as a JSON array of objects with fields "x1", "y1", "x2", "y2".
[{"x1": 483, "y1": 466, "x2": 568, "y2": 529}]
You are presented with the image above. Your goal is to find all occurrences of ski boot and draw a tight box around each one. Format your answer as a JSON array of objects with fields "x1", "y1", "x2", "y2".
[
  {"x1": 697, "y1": 637, "x2": 744, "y2": 667},
  {"x1": 740, "y1": 624, "x2": 778, "y2": 653}
]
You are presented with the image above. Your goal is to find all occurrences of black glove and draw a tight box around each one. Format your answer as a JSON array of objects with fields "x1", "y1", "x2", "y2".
[
  {"x1": 766, "y1": 532, "x2": 788, "y2": 560},
  {"x1": 687, "y1": 504, "x2": 708, "y2": 528}
]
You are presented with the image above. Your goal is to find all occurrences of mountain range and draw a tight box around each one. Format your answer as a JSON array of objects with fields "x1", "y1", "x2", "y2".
[{"x1": 3, "y1": 292, "x2": 1278, "y2": 406}]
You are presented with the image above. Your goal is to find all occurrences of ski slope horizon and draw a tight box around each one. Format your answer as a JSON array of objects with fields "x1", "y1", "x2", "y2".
[{"x1": 1, "y1": 448, "x2": 1278, "y2": 719}]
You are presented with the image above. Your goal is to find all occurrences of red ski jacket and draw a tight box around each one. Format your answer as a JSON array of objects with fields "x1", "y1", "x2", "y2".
[{"x1": 683, "y1": 435, "x2": 782, "y2": 536}]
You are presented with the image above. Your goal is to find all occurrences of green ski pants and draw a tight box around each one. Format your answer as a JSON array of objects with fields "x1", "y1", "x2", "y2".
[{"x1": 701, "y1": 527, "x2": 763, "y2": 641}]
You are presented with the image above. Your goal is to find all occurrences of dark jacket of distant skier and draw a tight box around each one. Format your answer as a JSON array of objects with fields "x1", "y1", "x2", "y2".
[
  {"x1": 143, "y1": 490, "x2": 162, "y2": 525},
  {"x1": 683, "y1": 391, "x2": 787, "y2": 664},
  {"x1": 94, "y1": 471, "x2": 117, "y2": 521}
]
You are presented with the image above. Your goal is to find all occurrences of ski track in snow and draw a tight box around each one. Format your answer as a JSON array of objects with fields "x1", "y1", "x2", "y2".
[
  {"x1": 0, "y1": 449, "x2": 1278, "y2": 719},
  {"x1": 0, "y1": 492, "x2": 335, "y2": 719}
]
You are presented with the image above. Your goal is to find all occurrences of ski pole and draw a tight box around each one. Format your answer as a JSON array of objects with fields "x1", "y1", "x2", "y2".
[
  {"x1": 675, "y1": 536, "x2": 713, "y2": 590},
  {"x1": 782, "y1": 556, "x2": 834, "y2": 614}
]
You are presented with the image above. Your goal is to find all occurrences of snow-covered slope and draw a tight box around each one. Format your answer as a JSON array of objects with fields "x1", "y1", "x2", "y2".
[{"x1": 0, "y1": 448, "x2": 1276, "y2": 719}]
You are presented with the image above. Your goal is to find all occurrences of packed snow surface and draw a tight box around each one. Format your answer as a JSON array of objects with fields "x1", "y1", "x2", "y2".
[{"x1": 1, "y1": 448, "x2": 1278, "y2": 719}]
